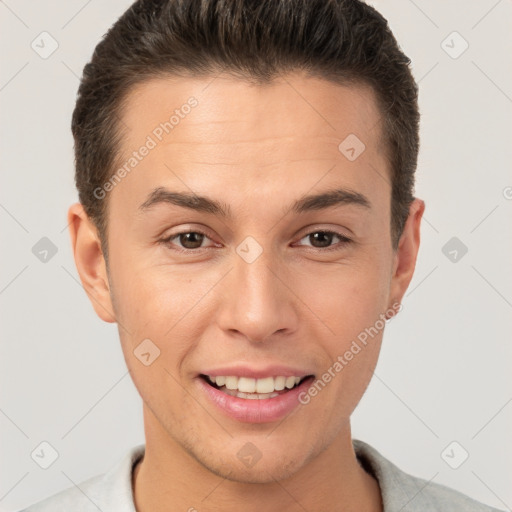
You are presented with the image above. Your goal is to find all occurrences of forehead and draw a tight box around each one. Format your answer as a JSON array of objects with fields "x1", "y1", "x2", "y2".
[
  {"x1": 118, "y1": 72, "x2": 384, "y2": 155},
  {"x1": 109, "y1": 72, "x2": 389, "y2": 216}
]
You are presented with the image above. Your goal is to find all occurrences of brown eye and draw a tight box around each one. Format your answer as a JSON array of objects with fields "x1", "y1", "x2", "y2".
[
  {"x1": 297, "y1": 230, "x2": 352, "y2": 251},
  {"x1": 161, "y1": 230, "x2": 213, "y2": 252},
  {"x1": 178, "y1": 232, "x2": 205, "y2": 249},
  {"x1": 308, "y1": 231, "x2": 335, "y2": 248}
]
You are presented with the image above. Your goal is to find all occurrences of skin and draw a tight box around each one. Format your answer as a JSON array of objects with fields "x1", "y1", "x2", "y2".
[{"x1": 68, "y1": 71, "x2": 424, "y2": 512}]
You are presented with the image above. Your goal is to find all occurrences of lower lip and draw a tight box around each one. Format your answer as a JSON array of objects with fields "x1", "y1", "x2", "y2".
[{"x1": 197, "y1": 376, "x2": 314, "y2": 424}]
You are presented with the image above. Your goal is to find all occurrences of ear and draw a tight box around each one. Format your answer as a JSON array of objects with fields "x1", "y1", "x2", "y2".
[
  {"x1": 387, "y1": 198, "x2": 425, "y2": 313},
  {"x1": 67, "y1": 202, "x2": 116, "y2": 323}
]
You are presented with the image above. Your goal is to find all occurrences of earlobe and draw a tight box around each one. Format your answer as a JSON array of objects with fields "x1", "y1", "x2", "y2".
[
  {"x1": 388, "y1": 198, "x2": 425, "y2": 309},
  {"x1": 67, "y1": 203, "x2": 116, "y2": 323}
]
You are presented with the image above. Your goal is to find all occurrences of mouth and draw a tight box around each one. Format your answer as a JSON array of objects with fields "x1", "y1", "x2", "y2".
[
  {"x1": 196, "y1": 366, "x2": 316, "y2": 423},
  {"x1": 199, "y1": 374, "x2": 314, "y2": 400}
]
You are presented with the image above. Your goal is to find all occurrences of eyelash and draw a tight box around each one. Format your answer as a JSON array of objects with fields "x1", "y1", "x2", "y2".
[
  {"x1": 298, "y1": 230, "x2": 353, "y2": 252},
  {"x1": 160, "y1": 229, "x2": 217, "y2": 253},
  {"x1": 159, "y1": 229, "x2": 352, "y2": 253}
]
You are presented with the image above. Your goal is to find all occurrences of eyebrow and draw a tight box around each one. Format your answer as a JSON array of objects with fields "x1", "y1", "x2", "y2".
[
  {"x1": 138, "y1": 186, "x2": 371, "y2": 218},
  {"x1": 139, "y1": 187, "x2": 233, "y2": 218},
  {"x1": 292, "y1": 187, "x2": 371, "y2": 214}
]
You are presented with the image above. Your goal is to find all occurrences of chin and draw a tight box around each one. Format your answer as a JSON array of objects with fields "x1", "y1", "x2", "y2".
[
  {"x1": 180, "y1": 432, "x2": 311, "y2": 484},
  {"x1": 204, "y1": 455, "x2": 305, "y2": 484}
]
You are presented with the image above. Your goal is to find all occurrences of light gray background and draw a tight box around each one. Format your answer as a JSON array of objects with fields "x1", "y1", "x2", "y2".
[{"x1": 1, "y1": 1, "x2": 511, "y2": 511}]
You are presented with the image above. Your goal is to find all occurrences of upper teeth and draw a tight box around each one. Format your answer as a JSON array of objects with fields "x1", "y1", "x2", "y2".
[{"x1": 207, "y1": 375, "x2": 302, "y2": 393}]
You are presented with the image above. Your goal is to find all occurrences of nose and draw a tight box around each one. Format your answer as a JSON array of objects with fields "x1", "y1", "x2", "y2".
[{"x1": 216, "y1": 247, "x2": 299, "y2": 343}]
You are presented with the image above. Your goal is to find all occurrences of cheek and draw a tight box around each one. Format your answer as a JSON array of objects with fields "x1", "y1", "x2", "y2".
[
  {"x1": 290, "y1": 259, "x2": 388, "y2": 411},
  {"x1": 110, "y1": 260, "x2": 201, "y2": 329},
  {"x1": 110, "y1": 263, "x2": 221, "y2": 375},
  {"x1": 112, "y1": 267, "x2": 203, "y2": 410},
  {"x1": 293, "y1": 259, "x2": 390, "y2": 341}
]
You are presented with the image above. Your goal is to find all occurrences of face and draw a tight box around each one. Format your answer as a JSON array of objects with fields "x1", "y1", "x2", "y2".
[{"x1": 70, "y1": 71, "x2": 423, "y2": 483}]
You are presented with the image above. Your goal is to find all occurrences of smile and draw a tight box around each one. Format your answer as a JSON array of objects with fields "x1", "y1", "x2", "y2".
[
  {"x1": 202, "y1": 374, "x2": 309, "y2": 399},
  {"x1": 197, "y1": 372, "x2": 315, "y2": 423}
]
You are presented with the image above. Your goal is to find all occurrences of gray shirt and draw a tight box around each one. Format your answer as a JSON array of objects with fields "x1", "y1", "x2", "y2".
[{"x1": 20, "y1": 439, "x2": 504, "y2": 511}]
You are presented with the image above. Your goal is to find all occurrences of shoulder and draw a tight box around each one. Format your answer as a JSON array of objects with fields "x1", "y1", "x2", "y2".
[
  {"x1": 352, "y1": 439, "x2": 505, "y2": 512},
  {"x1": 18, "y1": 444, "x2": 145, "y2": 512},
  {"x1": 17, "y1": 473, "x2": 104, "y2": 512}
]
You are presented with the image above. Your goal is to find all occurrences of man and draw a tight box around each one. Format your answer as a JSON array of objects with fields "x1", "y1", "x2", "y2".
[{"x1": 21, "y1": 0, "x2": 503, "y2": 510}]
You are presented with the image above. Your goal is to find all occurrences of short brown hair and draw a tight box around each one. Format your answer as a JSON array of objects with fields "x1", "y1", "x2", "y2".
[{"x1": 72, "y1": 0, "x2": 420, "y2": 262}]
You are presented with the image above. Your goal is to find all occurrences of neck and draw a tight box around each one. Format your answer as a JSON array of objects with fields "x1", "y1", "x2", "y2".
[{"x1": 133, "y1": 406, "x2": 382, "y2": 512}]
